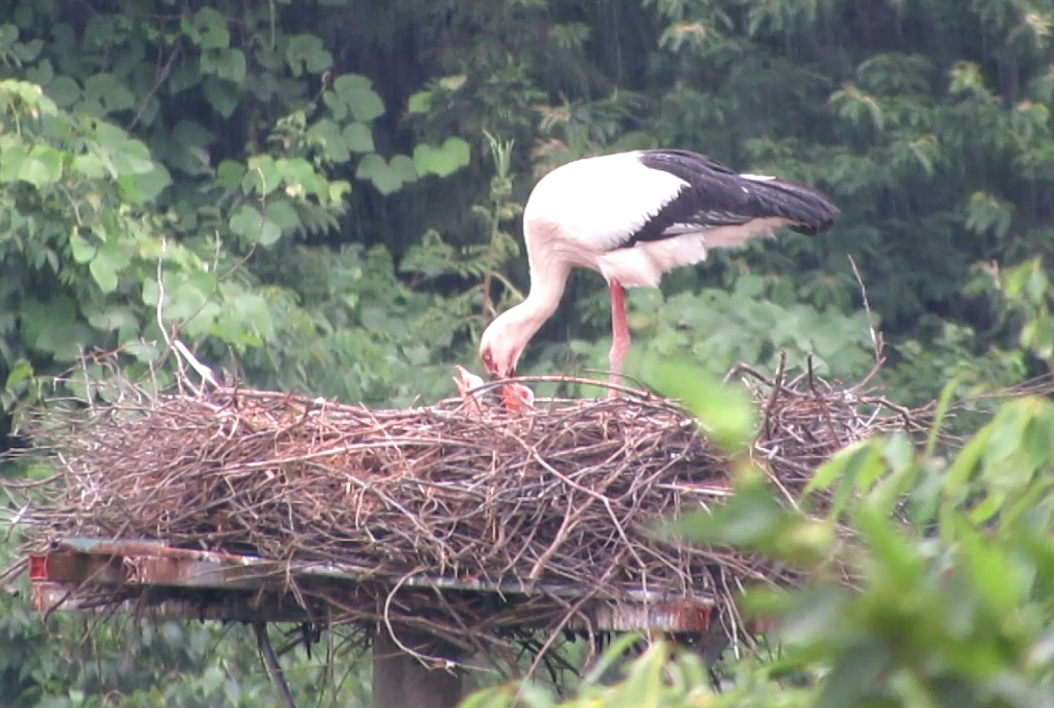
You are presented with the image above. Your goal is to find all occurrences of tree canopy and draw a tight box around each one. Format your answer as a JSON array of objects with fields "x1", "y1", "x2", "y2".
[{"x1": 2, "y1": 0, "x2": 1049, "y2": 423}]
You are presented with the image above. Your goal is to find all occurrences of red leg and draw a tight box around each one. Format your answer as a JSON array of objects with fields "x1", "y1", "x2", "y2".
[{"x1": 608, "y1": 281, "x2": 630, "y2": 396}]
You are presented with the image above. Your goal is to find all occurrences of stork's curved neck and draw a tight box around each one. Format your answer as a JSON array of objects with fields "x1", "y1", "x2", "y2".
[
  {"x1": 482, "y1": 219, "x2": 573, "y2": 376},
  {"x1": 507, "y1": 252, "x2": 570, "y2": 339}
]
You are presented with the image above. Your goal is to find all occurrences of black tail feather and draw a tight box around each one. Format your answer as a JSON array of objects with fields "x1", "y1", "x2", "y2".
[{"x1": 743, "y1": 177, "x2": 839, "y2": 235}]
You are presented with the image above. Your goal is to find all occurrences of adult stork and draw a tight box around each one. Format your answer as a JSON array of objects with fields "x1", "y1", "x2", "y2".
[{"x1": 478, "y1": 148, "x2": 839, "y2": 391}]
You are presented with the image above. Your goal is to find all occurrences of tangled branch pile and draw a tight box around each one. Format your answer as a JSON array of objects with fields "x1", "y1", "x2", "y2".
[{"x1": 8, "y1": 360, "x2": 931, "y2": 657}]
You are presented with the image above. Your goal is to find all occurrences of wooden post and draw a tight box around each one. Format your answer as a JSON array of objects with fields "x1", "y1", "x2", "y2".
[{"x1": 372, "y1": 627, "x2": 465, "y2": 708}]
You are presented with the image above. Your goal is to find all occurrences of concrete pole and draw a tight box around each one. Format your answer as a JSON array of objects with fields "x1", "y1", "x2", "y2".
[{"x1": 371, "y1": 627, "x2": 465, "y2": 708}]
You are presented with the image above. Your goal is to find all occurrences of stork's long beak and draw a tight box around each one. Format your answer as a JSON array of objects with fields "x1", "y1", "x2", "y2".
[{"x1": 485, "y1": 366, "x2": 509, "y2": 382}]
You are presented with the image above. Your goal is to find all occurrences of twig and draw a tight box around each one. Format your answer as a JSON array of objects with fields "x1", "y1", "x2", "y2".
[
  {"x1": 763, "y1": 351, "x2": 787, "y2": 437},
  {"x1": 127, "y1": 48, "x2": 180, "y2": 132},
  {"x1": 848, "y1": 255, "x2": 884, "y2": 364},
  {"x1": 722, "y1": 361, "x2": 773, "y2": 386},
  {"x1": 172, "y1": 340, "x2": 220, "y2": 390},
  {"x1": 254, "y1": 622, "x2": 299, "y2": 708}
]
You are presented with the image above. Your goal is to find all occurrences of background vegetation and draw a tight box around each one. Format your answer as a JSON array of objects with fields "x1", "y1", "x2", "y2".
[{"x1": 1, "y1": 0, "x2": 1053, "y2": 705}]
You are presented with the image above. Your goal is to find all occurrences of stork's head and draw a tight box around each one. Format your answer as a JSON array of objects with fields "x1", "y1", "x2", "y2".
[{"x1": 478, "y1": 311, "x2": 526, "y2": 380}]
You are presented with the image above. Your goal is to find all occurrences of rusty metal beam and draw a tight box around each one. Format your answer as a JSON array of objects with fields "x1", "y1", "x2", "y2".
[
  {"x1": 30, "y1": 581, "x2": 316, "y2": 623},
  {"x1": 32, "y1": 538, "x2": 715, "y2": 604},
  {"x1": 31, "y1": 579, "x2": 714, "y2": 633},
  {"x1": 25, "y1": 537, "x2": 716, "y2": 633}
]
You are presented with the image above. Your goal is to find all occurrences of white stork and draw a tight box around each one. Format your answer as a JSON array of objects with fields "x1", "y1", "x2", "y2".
[{"x1": 478, "y1": 148, "x2": 838, "y2": 391}]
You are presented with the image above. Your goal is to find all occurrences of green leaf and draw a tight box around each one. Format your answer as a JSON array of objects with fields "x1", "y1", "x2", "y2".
[
  {"x1": 244, "y1": 155, "x2": 281, "y2": 196},
  {"x1": 217, "y1": 159, "x2": 246, "y2": 190},
  {"x1": 329, "y1": 74, "x2": 385, "y2": 122},
  {"x1": 228, "y1": 204, "x2": 281, "y2": 246},
  {"x1": 838, "y1": 440, "x2": 885, "y2": 517},
  {"x1": 83, "y1": 73, "x2": 136, "y2": 113},
  {"x1": 581, "y1": 633, "x2": 643, "y2": 687},
  {"x1": 232, "y1": 291, "x2": 275, "y2": 339},
  {"x1": 113, "y1": 140, "x2": 155, "y2": 176},
  {"x1": 275, "y1": 157, "x2": 322, "y2": 195},
  {"x1": 89, "y1": 251, "x2": 120, "y2": 293},
  {"x1": 200, "y1": 667, "x2": 225, "y2": 696},
  {"x1": 957, "y1": 518, "x2": 1020, "y2": 614},
  {"x1": 306, "y1": 119, "x2": 350, "y2": 162},
  {"x1": 853, "y1": 507, "x2": 922, "y2": 586},
  {"x1": 203, "y1": 76, "x2": 239, "y2": 118},
  {"x1": 129, "y1": 163, "x2": 172, "y2": 203},
  {"x1": 85, "y1": 305, "x2": 139, "y2": 336},
  {"x1": 327, "y1": 180, "x2": 352, "y2": 204},
  {"x1": 201, "y1": 48, "x2": 247, "y2": 84},
  {"x1": 71, "y1": 153, "x2": 108, "y2": 178},
  {"x1": 765, "y1": 586, "x2": 851, "y2": 646},
  {"x1": 390, "y1": 154, "x2": 418, "y2": 182},
  {"x1": 165, "y1": 274, "x2": 213, "y2": 322},
  {"x1": 805, "y1": 439, "x2": 867, "y2": 495},
  {"x1": 69, "y1": 233, "x2": 96, "y2": 264},
  {"x1": 646, "y1": 360, "x2": 754, "y2": 452},
  {"x1": 45, "y1": 75, "x2": 81, "y2": 107},
  {"x1": 229, "y1": 204, "x2": 260, "y2": 240},
  {"x1": 93, "y1": 122, "x2": 154, "y2": 175},
  {"x1": 5, "y1": 358, "x2": 33, "y2": 392},
  {"x1": 285, "y1": 34, "x2": 333, "y2": 76},
  {"x1": 616, "y1": 642, "x2": 666, "y2": 708},
  {"x1": 344, "y1": 122, "x2": 375, "y2": 153},
  {"x1": 19, "y1": 145, "x2": 63, "y2": 187},
  {"x1": 944, "y1": 425, "x2": 991, "y2": 503},
  {"x1": 412, "y1": 137, "x2": 471, "y2": 178},
  {"x1": 172, "y1": 123, "x2": 213, "y2": 153},
  {"x1": 355, "y1": 153, "x2": 403, "y2": 195},
  {"x1": 188, "y1": 7, "x2": 230, "y2": 49},
  {"x1": 815, "y1": 641, "x2": 890, "y2": 708},
  {"x1": 220, "y1": 49, "x2": 247, "y2": 84},
  {"x1": 25, "y1": 58, "x2": 54, "y2": 87},
  {"x1": 14, "y1": 38, "x2": 43, "y2": 63},
  {"x1": 332, "y1": 73, "x2": 371, "y2": 92},
  {"x1": 406, "y1": 90, "x2": 432, "y2": 114},
  {"x1": 349, "y1": 89, "x2": 385, "y2": 122},
  {"x1": 264, "y1": 200, "x2": 299, "y2": 230},
  {"x1": 664, "y1": 493, "x2": 786, "y2": 547},
  {"x1": 142, "y1": 278, "x2": 160, "y2": 307},
  {"x1": 168, "y1": 61, "x2": 201, "y2": 95},
  {"x1": 0, "y1": 146, "x2": 27, "y2": 183}
]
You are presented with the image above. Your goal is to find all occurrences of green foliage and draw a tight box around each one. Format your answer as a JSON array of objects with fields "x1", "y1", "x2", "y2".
[
  {"x1": 0, "y1": 4, "x2": 482, "y2": 414},
  {"x1": 0, "y1": 577, "x2": 372, "y2": 707},
  {"x1": 647, "y1": 360, "x2": 755, "y2": 452},
  {"x1": 3, "y1": 0, "x2": 1048, "y2": 414}
]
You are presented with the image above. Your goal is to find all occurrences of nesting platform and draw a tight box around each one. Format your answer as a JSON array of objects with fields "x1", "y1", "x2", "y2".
[
  {"x1": 28, "y1": 537, "x2": 715, "y2": 633},
  {"x1": 4, "y1": 362, "x2": 930, "y2": 668}
]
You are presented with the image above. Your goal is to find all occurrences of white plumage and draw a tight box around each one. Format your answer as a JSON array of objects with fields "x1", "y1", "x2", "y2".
[{"x1": 478, "y1": 148, "x2": 838, "y2": 391}]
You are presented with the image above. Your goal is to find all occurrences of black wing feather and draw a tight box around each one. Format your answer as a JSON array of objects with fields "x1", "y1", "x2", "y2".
[{"x1": 625, "y1": 149, "x2": 838, "y2": 246}]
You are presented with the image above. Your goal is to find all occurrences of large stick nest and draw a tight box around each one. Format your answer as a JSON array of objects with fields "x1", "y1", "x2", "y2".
[{"x1": 5, "y1": 357, "x2": 930, "y2": 664}]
